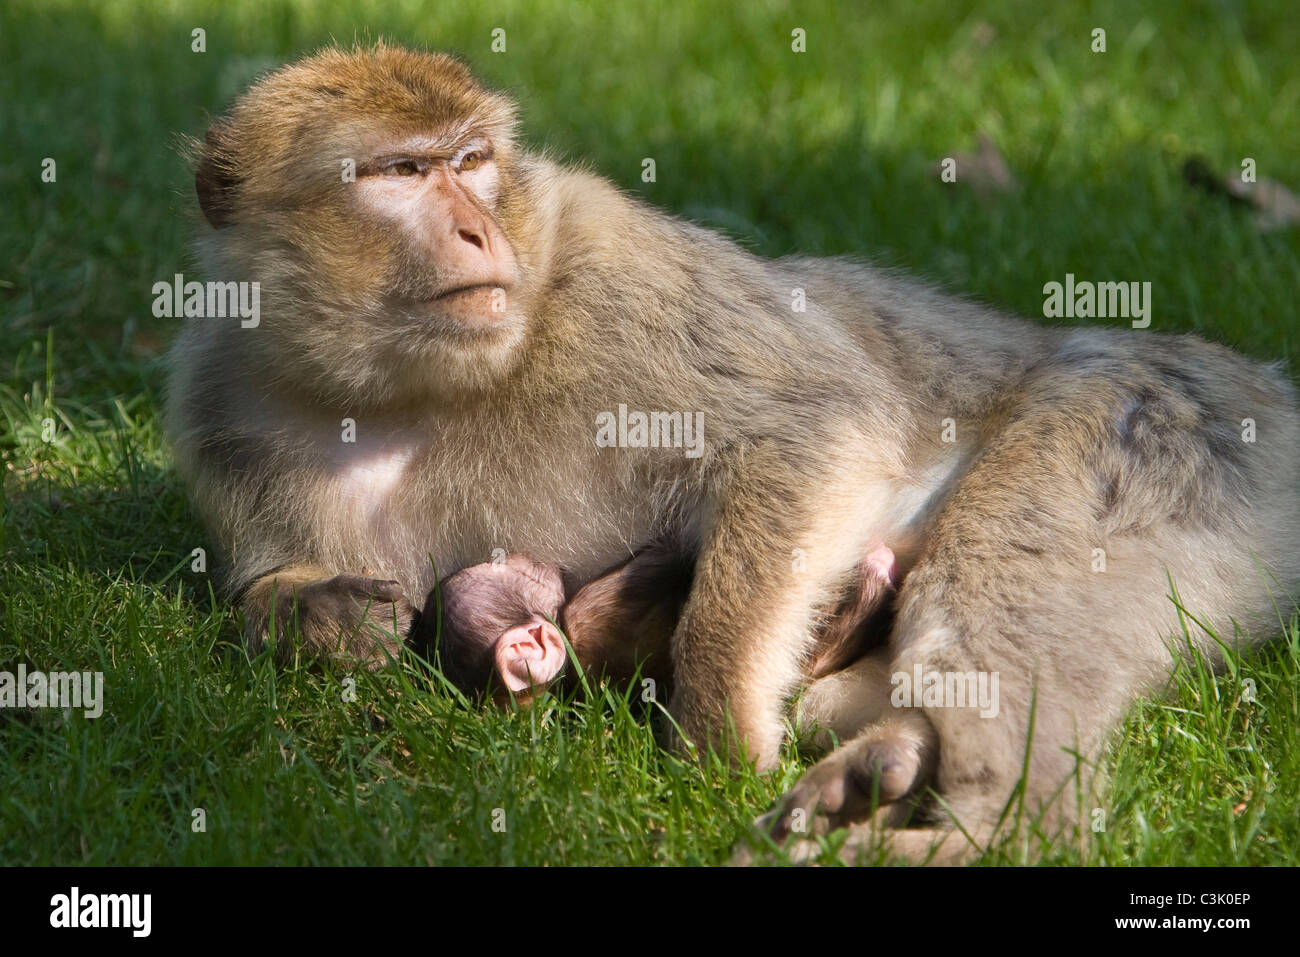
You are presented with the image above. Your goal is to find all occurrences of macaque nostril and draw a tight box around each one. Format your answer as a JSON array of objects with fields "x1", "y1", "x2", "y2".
[{"x1": 458, "y1": 229, "x2": 484, "y2": 249}]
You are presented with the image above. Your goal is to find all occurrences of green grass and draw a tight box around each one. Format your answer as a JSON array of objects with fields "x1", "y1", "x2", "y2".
[{"x1": 2, "y1": 0, "x2": 1299, "y2": 864}]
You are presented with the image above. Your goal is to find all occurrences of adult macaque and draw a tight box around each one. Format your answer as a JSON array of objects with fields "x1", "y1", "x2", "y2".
[{"x1": 168, "y1": 43, "x2": 1300, "y2": 862}]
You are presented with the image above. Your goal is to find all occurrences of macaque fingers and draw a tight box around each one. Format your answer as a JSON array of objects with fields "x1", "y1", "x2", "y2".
[
  {"x1": 307, "y1": 574, "x2": 405, "y2": 605},
  {"x1": 252, "y1": 570, "x2": 413, "y2": 666}
]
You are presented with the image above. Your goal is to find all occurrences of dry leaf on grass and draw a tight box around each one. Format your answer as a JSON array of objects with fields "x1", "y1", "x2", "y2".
[
  {"x1": 933, "y1": 133, "x2": 1016, "y2": 194},
  {"x1": 1183, "y1": 156, "x2": 1300, "y2": 231}
]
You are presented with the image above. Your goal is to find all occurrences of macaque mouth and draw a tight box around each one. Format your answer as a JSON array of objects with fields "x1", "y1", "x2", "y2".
[
  {"x1": 426, "y1": 282, "x2": 509, "y2": 302},
  {"x1": 399, "y1": 282, "x2": 517, "y2": 332}
]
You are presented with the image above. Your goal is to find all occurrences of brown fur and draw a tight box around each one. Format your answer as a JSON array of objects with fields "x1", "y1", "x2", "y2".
[{"x1": 167, "y1": 43, "x2": 1300, "y2": 862}]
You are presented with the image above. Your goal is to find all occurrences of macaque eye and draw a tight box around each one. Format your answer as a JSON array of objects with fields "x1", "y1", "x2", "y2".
[
  {"x1": 383, "y1": 160, "x2": 422, "y2": 177},
  {"x1": 459, "y1": 151, "x2": 482, "y2": 172}
]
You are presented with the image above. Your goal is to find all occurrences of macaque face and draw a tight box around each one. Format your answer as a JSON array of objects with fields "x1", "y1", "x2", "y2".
[
  {"x1": 195, "y1": 46, "x2": 535, "y2": 400},
  {"x1": 435, "y1": 555, "x2": 568, "y2": 700},
  {"x1": 351, "y1": 131, "x2": 521, "y2": 341}
]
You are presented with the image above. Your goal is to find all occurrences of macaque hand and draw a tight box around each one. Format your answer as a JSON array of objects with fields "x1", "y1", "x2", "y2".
[{"x1": 256, "y1": 573, "x2": 414, "y2": 668}]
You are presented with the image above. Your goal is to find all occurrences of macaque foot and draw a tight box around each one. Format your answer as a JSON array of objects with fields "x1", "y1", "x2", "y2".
[
  {"x1": 810, "y1": 824, "x2": 981, "y2": 866},
  {"x1": 743, "y1": 823, "x2": 970, "y2": 867},
  {"x1": 747, "y1": 713, "x2": 938, "y2": 855},
  {"x1": 262, "y1": 573, "x2": 413, "y2": 668}
]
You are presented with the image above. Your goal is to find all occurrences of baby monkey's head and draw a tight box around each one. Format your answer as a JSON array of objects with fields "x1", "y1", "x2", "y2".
[{"x1": 434, "y1": 555, "x2": 567, "y2": 701}]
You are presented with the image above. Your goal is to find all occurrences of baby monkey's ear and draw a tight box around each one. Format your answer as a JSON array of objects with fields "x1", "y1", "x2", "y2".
[{"x1": 493, "y1": 616, "x2": 567, "y2": 694}]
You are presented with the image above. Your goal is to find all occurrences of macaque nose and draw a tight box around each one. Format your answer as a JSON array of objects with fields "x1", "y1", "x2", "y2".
[{"x1": 458, "y1": 228, "x2": 484, "y2": 250}]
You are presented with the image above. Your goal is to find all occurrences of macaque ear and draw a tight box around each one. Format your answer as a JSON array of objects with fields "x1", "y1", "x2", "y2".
[
  {"x1": 195, "y1": 124, "x2": 238, "y2": 228},
  {"x1": 494, "y1": 617, "x2": 567, "y2": 694}
]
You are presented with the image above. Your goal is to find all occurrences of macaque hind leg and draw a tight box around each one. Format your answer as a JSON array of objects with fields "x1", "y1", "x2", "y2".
[
  {"x1": 846, "y1": 371, "x2": 1298, "y2": 864},
  {"x1": 797, "y1": 647, "x2": 898, "y2": 751}
]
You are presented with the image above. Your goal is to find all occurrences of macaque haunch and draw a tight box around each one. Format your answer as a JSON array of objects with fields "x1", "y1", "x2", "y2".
[{"x1": 430, "y1": 542, "x2": 899, "y2": 705}]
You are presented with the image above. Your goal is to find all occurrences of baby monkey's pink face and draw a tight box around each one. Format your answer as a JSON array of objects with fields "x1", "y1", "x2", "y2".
[{"x1": 436, "y1": 555, "x2": 568, "y2": 698}]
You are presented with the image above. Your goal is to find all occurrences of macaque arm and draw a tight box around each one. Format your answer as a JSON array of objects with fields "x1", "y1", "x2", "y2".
[
  {"x1": 241, "y1": 563, "x2": 330, "y2": 644},
  {"x1": 668, "y1": 441, "x2": 874, "y2": 770}
]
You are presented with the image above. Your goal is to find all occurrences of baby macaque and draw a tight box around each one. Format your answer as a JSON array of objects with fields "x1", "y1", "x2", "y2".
[
  {"x1": 431, "y1": 553, "x2": 569, "y2": 703},
  {"x1": 428, "y1": 545, "x2": 691, "y2": 705},
  {"x1": 428, "y1": 541, "x2": 899, "y2": 705}
]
